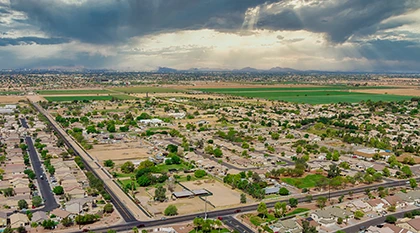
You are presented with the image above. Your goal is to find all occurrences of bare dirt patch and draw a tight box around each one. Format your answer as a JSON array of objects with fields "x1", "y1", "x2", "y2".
[
  {"x1": 0, "y1": 96, "x2": 26, "y2": 103},
  {"x1": 89, "y1": 142, "x2": 150, "y2": 163},
  {"x1": 182, "y1": 179, "x2": 251, "y2": 207}
]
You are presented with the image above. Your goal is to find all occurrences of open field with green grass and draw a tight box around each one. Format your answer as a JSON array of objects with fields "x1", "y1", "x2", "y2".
[
  {"x1": 0, "y1": 91, "x2": 22, "y2": 95},
  {"x1": 111, "y1": 86, "x2": 180, "y2": 93},
  {"x1": 197, "y1": 86, "x2": 412, "y2": 104},
  {"x1": 38, "y1": 89, "x2": 113, "y2": 95},
  {"x1": 285, "y1": 208, "x2": 310, "y2": 216},
  {"x1": 44, "y1": 95, "x2": 135, "y2": 102},
  {"x1": 281, "y1": 174, "x2": 325, "y2": 188}
]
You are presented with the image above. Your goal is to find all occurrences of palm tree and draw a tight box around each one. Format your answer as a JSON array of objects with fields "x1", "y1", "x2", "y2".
[
  {"x1": 214, "y1": 219, "x2": 222, "y2": 233},
  {"x1": 132, "y1": 227, "x2": 139, "y2": 233},
  {"x1": 193, "y1": 218, "x2": 203, "y2": 233}
]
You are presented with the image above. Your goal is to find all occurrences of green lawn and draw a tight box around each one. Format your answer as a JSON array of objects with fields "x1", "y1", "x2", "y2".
[
  {"x1": 250, "y1": 214, "x2": 277, "y2": 226},
  {"x1": 44, "y1": 95, "x2": 135, "y2": 102},
  {"x1": 118, "y1": 179, "x2": 137, "y2": 190},
  {"x1": 285, "y1": 208, "x2": 310, "y2": 216},
  {"x1": 197, "y1": 87, "x2": 413, "y2": 104},
  {"x1": 281, "y1": 174, "x2": 325, "y2": 188},
  {"x1": 189, "y1": 229, "x2": 230, "y2": 233},
  {"x1": 38, "y1": 89, "x2": 112, "y2": 95},
  {"x1": 111, "y1": 86, "x2": 180, "y2": 93},
  {"x1": 154, "y1": 164, "x2": 189, "y2": 173}
]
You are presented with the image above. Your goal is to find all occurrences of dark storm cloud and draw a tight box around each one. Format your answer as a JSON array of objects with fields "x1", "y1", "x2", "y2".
[
  {"x1": 256, "y1": 0, "x2": 420, "y2": 43},
  {"x1": 358, "y1": 39, "x2": 420, "y2": 62},
  {"x1": 9, "y1": 0, "x2": 277, "y2": 44},
  {"x1": 0, "y1": 37, "x2": 69, "y2": 46}
]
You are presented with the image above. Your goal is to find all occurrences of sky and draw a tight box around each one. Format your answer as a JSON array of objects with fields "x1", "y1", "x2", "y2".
[{"x1": 0, "y1": 0, "x2": 420, "y2": 72}]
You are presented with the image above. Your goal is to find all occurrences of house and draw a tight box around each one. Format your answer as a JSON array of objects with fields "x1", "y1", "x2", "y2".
[
  {"x1": 31, "y1": 211, "x2": 48, "y2": 223},
  {"x1": 264, "y1": 186, "x2": 280, "y2": 195},
  {"x1": 271, "y1": 219, "x2": 301, "y2": 233},
  {"x1": 397, "y1": 218, "x2": 420, "y2": 233},
  {"x1": 51, "y1": 208, "x2": 72, "y2": 220},
  {"x1": 64, "y1": 185, "x2": 85, "y2": 199},
  {"x1": 367, "y1": 199, "x2": 388, "y2": 212},
  {"x1": 311, "y1": 207, "x2": 353, "y2": 226},
  {"x1": 384, "y1": 195, "x2": 405, "y2": 208},
  {"x1": 346, "y1": 199, "x2": 371, "y2": 212},
  {"x1": 10, "y1": 213, "x2": 29, "y2": 228},
  {"x1": 0, "y1": 211, "x2": 7, "y2": 227}
]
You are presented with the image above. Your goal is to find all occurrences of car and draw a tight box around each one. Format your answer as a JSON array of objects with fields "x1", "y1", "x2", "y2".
[
  {"x1": 217, "y1": 216, "x2": 223, "y2": 220},
  {"x1": 40, "y1": 175, "x2": 44, "y2": 180},
  {"x1": 137, "y1": 224, "x2": 145, "y2": 228},
  {"x1": 161, "y1": 217, "x2": 166, "y2": 220},
  {"x1": 82, "y1": 229, "x2": 89, "y2": 232},
  {"x1": 234, "y1": 209, "x2": 241, "y2": 213},
  {"x1": 377, "y1": 224, "x2": 384, "y2": 228}
]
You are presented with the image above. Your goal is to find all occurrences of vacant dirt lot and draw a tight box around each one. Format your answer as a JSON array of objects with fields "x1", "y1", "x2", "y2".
[
  {"x1": 353, "y1": 88, "x2": 420, "y2": 97},
  {"x1": 0, "y1": 96, "x2": 26, "y2": 103},
  {"x1": 89, "y1": 142, "x2": 150, "y2": 163},
  {"x1": 182, "y1": 179, "x2": 251, "y2": 207}
]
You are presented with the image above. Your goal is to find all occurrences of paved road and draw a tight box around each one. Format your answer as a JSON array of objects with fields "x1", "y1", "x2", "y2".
[
  {"x1": 25, "y1": 136, "x2": 59, "y2": 211},
  {"x1": 31, "y1": 103, "x2": 144, "y2": 222},
  {"x1": 224, "y1": 216, "x2": 254, "y2": 233},
  {"x1": 338, "y1": 207, "x2": 420, "y2": 233},
  {"x1": 20, "y1": 118, "x2": 29, "y2": 128}
]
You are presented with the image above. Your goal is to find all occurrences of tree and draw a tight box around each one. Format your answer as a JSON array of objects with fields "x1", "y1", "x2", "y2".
[
  {"x1": 53, "y1": 186, "x2": 64, "y2": 195},
  {"x1": 289, "y1": 198, "x2": 298, "y2": 207},
  {"x1": 193, "y1": 217, "x2": 204, "y2": 232},
  {"x1": 401, "y1": 166, "x2": 413, "y2": 178},
  {"x1": 306, "y1": 195, "x2": 313, "y2": 203},
  {"x1": 257, "y1": 202, "x2": 267, "y2": 218},
  {"x1": 137, "y1": 175, "x2": 151, "y2": 187},
  {"x1": 104, "y1": 203, "x2": 114, "y2": 213},
  {"x1": 166, "y1": 144, "x2": 178, "y2": 153},
  {"x1": 18, "y1": 199, "x2": 28, "y2": 210},
  {"x1": 16, "y1": 226, "x2": 26, "y2": 233},
  {"x1": 164, "y1": 205, "x2": 178, "y2": 216},
  {"x1": 316, "y1": 196, "x2": 327, "y2": 209},
  {"x1": 213, "y1": 148, "x2": 223, "y2": 158},
  {"x1": 385, "y1": 215, "x2": 397, "y2": 224},
  {"x1": 240, "y1": 193, "x2": 246, "y2": 204},
  {"x1": 41, "y1": 219, "x2": 57, "y2": 229},
  {"x1": 61, "y1": 217, "x2": 73, "y2": 227},
  {"x1": 274, "y1": 202, "x2": 287, "y2": 218},
  {"x1": 382, "y1": 167, "x2": 391, "y2": 177},
  {"x1": 327, "y1": 164, "x2": 341, "y2": 178},
  {"x1": 104, "y1": 160, "x2": 115, "y2": 168},
  {"x1": 337, "y1": 217, "x2": 343, "y2": 224},
  {"x1": 410, "y1": 178, "x2": 418, "y2": 189},
  {"x1": 354, "y1": 210, "x2": 364, "y2": 220},
  {"x1": 121, "y1": 161, "x2": 135, "y2": 174},
  {"x1": 302, "y1": 220, "x2": 318, "y2": 233},
  {"x1": 154, "y1": 186, "x2": 167, "y2": 202},
  {"x1": 194, "y1": 169, "x2": 207, "y2": 178},
  {"x1": 32, "y1": 195, "x2": 42, "y2": 207},
  {"x1": 279, "y1": 187, "x2": 289, "y2": 196},
  {"x1": 3, "y1": 227, "x2": 13, "y2": 233}
]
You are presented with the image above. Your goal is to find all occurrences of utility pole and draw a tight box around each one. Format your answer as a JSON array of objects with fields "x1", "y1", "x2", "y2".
[{"x1": 204, "y1": 196, "x2": 208, "y2": 220}]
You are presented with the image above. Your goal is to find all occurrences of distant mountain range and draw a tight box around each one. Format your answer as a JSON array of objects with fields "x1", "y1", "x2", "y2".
[{"x1": 157, "y1": 66, "x2": 300, "y2": 73}]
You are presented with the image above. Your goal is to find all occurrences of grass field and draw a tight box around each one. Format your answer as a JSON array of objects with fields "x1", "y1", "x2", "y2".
[
  {"x1": 111, "y1": 86, "x2": 180, "y2": 93},
  {"x1": 286, "y1": 208, "x2": 310, "y2": 216},
  {"x1": 38, "y1": 89, "x2": 112, "y2": 95},
  {"x1": 281, "y1": 174, "x2": 325, "y2": 188},
  {"x1": 44, "y1": 95, "x2": 135, "y2": 102},
  {"x1": 0, "y1": 91, "x2": 22, "y2": 95},
  {"x1": 198, "y1": 87, "x2": 412, "y2": 104}
]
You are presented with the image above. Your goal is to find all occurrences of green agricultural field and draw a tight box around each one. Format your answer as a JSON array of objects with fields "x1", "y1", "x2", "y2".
[
  {"x1": 111, "y1": 86, "x2": 180, "y2": 93},
  {"x1": 112, "y1": 94, "x2": 138, "y2": 100},
  {"x1": 0, "y1": 91, "x2": 22, "y2": 95},
  {"x1": 198, "y1": 87, "x2": 412, "y2": 104},
  {"x1": 38, "y1": 89, "x2": 112, "y2": 95},
  {"x1": 281, "y1": 174, "x2": 325, "y2": 188}
]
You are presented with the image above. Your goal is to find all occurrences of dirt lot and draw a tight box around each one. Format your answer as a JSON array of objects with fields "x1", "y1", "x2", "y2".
[
  {"x1": 0, "y1": 96, "x2": 26, "y2": 103},
  {"x1": 89, "y1": 142, "x2": 150, "y2": 163},
  {"x1": 182, "y1": 179, "x2": 251, "y2": 207},
  {"x1": 353, "y1": 88, "x2": 420, "y2": 97}
]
